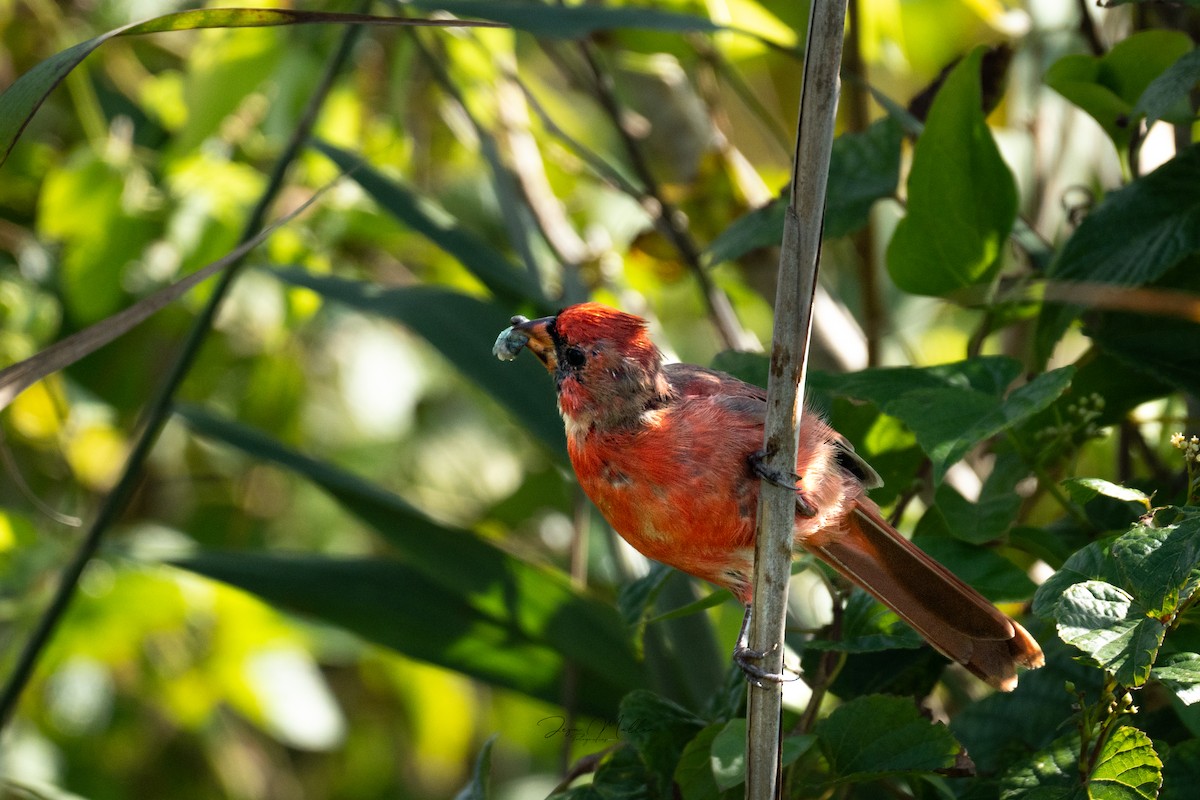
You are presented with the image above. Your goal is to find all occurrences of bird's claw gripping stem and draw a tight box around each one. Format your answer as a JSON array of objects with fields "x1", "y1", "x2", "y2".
[
  {"x1": 750, "y1": 450, "x2": 818, "y2": 517},
  {"x1": 734, "y1": 605, "x2": 800, "y2": 687}
]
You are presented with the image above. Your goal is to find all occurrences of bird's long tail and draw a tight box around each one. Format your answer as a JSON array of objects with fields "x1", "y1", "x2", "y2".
[{"x1": 801, "y1": 502, "x2": 1044, "y2": 691}]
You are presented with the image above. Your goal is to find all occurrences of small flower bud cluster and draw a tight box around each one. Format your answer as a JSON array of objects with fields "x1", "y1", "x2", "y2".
[
  {"x1": 1170, "y1": 432, "x2": 1200, "y2": 463},
  {"x1": 1036, "y1": 392, "x2": 1107, "y2": 442}
]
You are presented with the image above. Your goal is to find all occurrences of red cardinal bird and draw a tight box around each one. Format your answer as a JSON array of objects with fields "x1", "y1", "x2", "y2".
[{"x1": 495, "y1": 302, "x2": 1043, "y2": 690}]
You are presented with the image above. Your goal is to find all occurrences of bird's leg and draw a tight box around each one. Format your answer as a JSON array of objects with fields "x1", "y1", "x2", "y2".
[
  {"x1": 732, "y1": 604, "x2": 798, "y2": 686},
  {"x1": 749, "y1": 450, "x2": 817, "y2": 517}
]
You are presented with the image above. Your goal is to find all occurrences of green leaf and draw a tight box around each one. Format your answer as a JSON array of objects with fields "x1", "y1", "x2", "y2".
[
  {"x1": 675, "y1": 723, "x2": 731, "y2": 800},
  {"x1": 312, "y1": 142, "x2": 546, "y2": 307},
  {"x1": 1132, "y1": 48, "x2": 1200, "y2": 125},
  {"x1": 888, "y1": 367, "x2": 1074, "y2": 482},
  {"x1": 804, "y1": 590, "x2": 924, "y2": 653},
  {"x1": 703, "y1": 115, "x2": 903, "y2": 265},
  {"x1": 454, "y1": 734, "x2": 497, "y2": 800},
  {"x1": 617, "y1": 691, "x2": 706, "y2": 799},
  {"x1": 813, "y1": 694, "x2": 963, "y2": 782},
  {"x1": 1162, "y1": 739, "x2": 1200, "y2": 800},
  {"x1": 932, "y1": 480, "x2": 1022, "y2": 545},
  {"x1": 1000, "y1": 730, "x2": 1086, "y2": 800},
  {"x1": 1110, "y1": 521, "x2": 1200, "y2": 617},
  {"x1": 825, "y1": 116, "x2": 904, "y2": 239},
  {"x1": 1037, "y1": 144, "x2": 1200, "y2": 359},
  {"x1": 411, "y1": 0, "x2": 722, "y2": 39},
  {"x1": 1033, "y1": 539, "x2": 1120, "y2": 619},
  {"x1": 1151, "y1": 653, "x2": 1200, "y2": 705},
  {"x1": 708, "y1": 718, "x2": 814, "y2": 792},
  {"x1": 175, "y1": 553, "x2": 626, "y2": 717},
  {"x1": 886, "y1": 46, "x2": 1018, "y2": 297},
  {"x1": 173, "y1": 405, "x2": 642, "y2": 708},
  {"x1": 1088, "y1": 727, "x2": 1162, "y2": 800},
  {"x1": 1044, "y1": 31, "x2": 1192, "y2": 151},
  {"x1": 1055, "y1": 580, "x2": 1165, "y2": 686},
  {"x1": 269, "y1": 269, "x2": 566, "y2": 459},
  {"x1": 0, "y1": 9, "x2": 501, "y2": 168},
  {"x1": 1063, "y1": 479, "x2": 1152, "y2": 510},
  {"x1": 1085, "y1": 308, "x2": 1200, "y2": 399}
]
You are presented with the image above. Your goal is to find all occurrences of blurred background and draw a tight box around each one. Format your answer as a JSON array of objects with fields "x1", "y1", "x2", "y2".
[{"x1": 0, "y1": 0, "x2": 1171, "y2": 797}]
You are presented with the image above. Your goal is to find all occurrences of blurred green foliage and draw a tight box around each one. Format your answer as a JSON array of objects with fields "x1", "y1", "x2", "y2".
[{"x1": 3, "y1": 1, "x2": 1200, "y2": 799}]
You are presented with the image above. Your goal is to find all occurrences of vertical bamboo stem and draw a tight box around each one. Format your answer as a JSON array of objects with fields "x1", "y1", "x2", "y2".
[{"x1": 745, "y1": 1, "x2": 848, "y2": 797}]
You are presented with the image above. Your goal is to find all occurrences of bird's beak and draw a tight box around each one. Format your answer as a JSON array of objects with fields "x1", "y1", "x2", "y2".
[{"x1": 493, "y1": 314, "x2": 557, "y2": 371}]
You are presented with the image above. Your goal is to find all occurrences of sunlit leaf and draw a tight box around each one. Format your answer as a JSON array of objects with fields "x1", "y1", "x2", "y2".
[
  {"x1": 1063, "y1": 479, "x2": 1152, "y2": 510},
  {"x1": 1044, "y1": 30, "x2": 1192, "y2": 151},
  {"x1": 0, "y1": 180, "x2": 333, "y2": 412},
  {"x1": 1088, "y1": 727, "x2": 1162, "y2": 800},
  {"x1": 0, "y1": 9, "x2": 503, "y2": 168},
  {"x1": 886, "y1": 46, "x2": 1017, "y2": 297},
  {"x1": 1152, "y1": 653, "x2": 1200, "y2": 705},
  {"x1": 1055, "y1": 580, "x2": 1164, "y2": 686},
  {"x1": 410, "y1": 0, "x2": 722, "y2": 39}
]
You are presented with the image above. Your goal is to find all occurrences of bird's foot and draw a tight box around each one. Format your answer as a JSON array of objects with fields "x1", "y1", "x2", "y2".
[
  {"x1": 749, "y1": 450, "x2": 817, "y2": 517},
  {"x1": 733, "y1": 643, "x2": 799, "y2": 687}
]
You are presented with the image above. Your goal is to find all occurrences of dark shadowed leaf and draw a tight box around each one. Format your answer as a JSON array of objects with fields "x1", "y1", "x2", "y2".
[
  {"x1": 312, "y1": 142, "x2": 547, "y2": 308},
  {"x1": 813, "y1": 694, "x2": 962, "y2": 783},
  {"x1": 269, "y1": 268, "x2": 566, "y2": 459},
  {"x1": 174, "y1": 405, "x2": 641, "y2": 711},
  {"x1": 1037, "y1": 145, "x2": 1200, "y2": 359}
]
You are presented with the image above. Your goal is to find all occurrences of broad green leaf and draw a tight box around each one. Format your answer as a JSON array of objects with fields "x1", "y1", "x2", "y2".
[
  {"x1": 556, "y1": 745, "x2": 652, "y2": 800},
  {"x1": 934, "y1": 481, "x2": 1019, "y2": 545},
  {"x1": 175, "y1": 553, "x2": 627, "y2": 718},
  {"x1": 269, "y1": 269, "x2": 566, "y2": 459},
  {"x1": 675, "y1": 723, "x2": 732, "y2": 800},
  {"x1": 813, "y1": 694, "x2": 963, "y2": 782},
  {"x1": 0, "y1": 9, "x2": 502, "y2": 168},
  {"x1": 1151, "y1": 653, "x2": 1200, "y2": 705},
  {"x1": 887, "y1": 367, "x2": 1073, "y2": 482},
  {"x1": 825, "y1": 116, "x2": 904, "y2": 239},
  {"x1": 1034, "y1": 537, "x2": 1122, "y2": 617},
  {"x1": 1063, "y1": 479, "x2": 1152, "y2": 510},
  {"x1": 1000, "y1": 730, "x2": 1085, "y2": 800},
  {"x1": 1055, "y1": 580, "x2": 1165, "y2": 686},
  {"x1": 803, "y1": 590, "x2": 924, "y2": 653},
  {"x1": 1110, "y1": 521, "x2": 1200, "y2": 617},
  {"x1": 1044, "y1": 31, "x2": 1192, "y2": 152},
  {"x1": 1088, "y1": 727, "x2": 1161, "y2": 800},
  {"x1": 173, "y1": 405, "x2": 640, "y2": 698},
  {"x1": 1037, "y1": 144, "x2": 1200, "y2": 359},
  {"x1": 454, "y1": 734, "x2": 497, "y2": 800},
  {"x1": 1162, "y1": 739, "x2": 1200, "y2": 800},
  {"x1": 914, "y1": 525, "x2": 1037, "y2": 603},
  {"x1": 1085, "y1": 309, "x2": 1200, "y2": 399},
  {"x1": 411, "y1": 0, "x2": 722, "y2": 39},
  {"x1": 887, "y1": 46, "x2": 1018, "y2": 297},
  {"x1": 708, "y1": 718, "x2": 814, "y2": 792},
  {"x1": 1132, "y1": 48, "x2": 1200, "y2": 125},
  {"x1": 703, "y1": 116, "x2": 903, "y2": 265},
  {"x1": 618, "y1": 691, "x2": 706, "y2": 799},
  {"x1": 313, "y1": 142, "x2": 547, "y2": 307}
]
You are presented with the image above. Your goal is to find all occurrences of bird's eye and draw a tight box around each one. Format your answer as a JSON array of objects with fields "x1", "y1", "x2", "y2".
[{"x1": 563, "y1": 346, "x2": 587, "y2": 368}]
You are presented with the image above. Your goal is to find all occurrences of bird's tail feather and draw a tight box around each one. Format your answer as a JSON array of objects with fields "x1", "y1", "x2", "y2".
[{"x1": 801, "y1": 502, "x2": 1043, "y2": 691}]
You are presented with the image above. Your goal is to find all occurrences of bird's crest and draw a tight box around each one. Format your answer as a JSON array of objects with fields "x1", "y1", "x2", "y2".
[{"x1": 556, "y1": 303, "x2": 653, "y2": 356}]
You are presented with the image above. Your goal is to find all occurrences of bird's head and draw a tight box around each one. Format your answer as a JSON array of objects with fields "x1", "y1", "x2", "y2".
[{"x1": 494, "y1": 303, "x2": 672, "y2": 433}]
